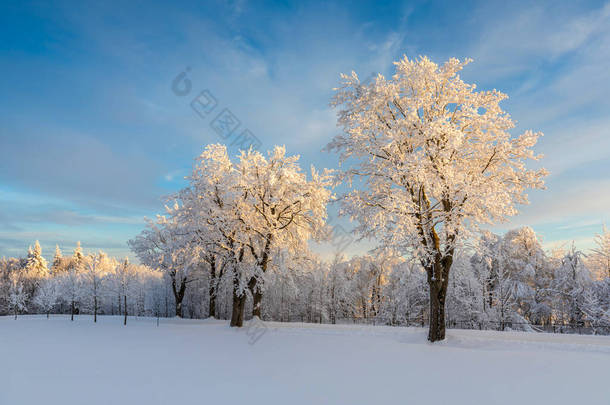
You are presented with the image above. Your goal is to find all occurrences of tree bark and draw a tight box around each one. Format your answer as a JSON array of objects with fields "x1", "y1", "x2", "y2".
[
  {"x1": 171, "y1": 274, "x2": 187, "y2": 318},
  {"x1": 123, "y1": 295, "x2": 127, "y2": 326},
  {"x1": 427, "y1": 279, "x2": 448, "y2": 342},
  {"x1": 208, "y1": 257, "x2": 216, "y2": 318},
  {"x1": 231, "y1": 276, "x2": 258, "y2": 326},
  {"x1": 230, "y1": 249, "x2": 248, "y2": 327},
  {"x1": 426, "y1": 254, "x2": 452, "y2": 342},
  {"x1": 248, "y1": 234, "x2": 272, "y2": 319},
  {"x1": 94, "y1": 295, "x2": 98, "y2": 323},
  {"x1": 230, "y1": 285, "x2": 246, "y2": 327},
  {"x1": 71, "y1": 300, "x2": 75, "y2": 321},
  {"x1": 252, "y1": 290, "x2": 263, "y2": 318},
  {"x1": 209, "y1": 291, "x2": 216, "y2": 319}
]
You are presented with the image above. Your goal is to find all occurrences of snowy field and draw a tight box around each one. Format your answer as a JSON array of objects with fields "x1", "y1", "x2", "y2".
[{"x1": 1, "y1": 316, "x2": 609, "y2": 405}]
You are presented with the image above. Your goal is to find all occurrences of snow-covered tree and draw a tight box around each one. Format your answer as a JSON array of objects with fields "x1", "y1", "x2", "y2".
[
  {"x1": 590, "y1": 225, "x2": 610, "y2": 279},
  {"x1": 129, "y1": 216, "x2": 200, "y2": 318},
  {"x1": 112, "y1": 258, "x2": 138, "y2": 325},
  {"x1": 58, "y1": 259, "x2": 83, "y2": 321},
  {"x1": 23, "y1": 240, "x2": 49, "y2": 299},
  {"x1": 172, "y1": 144, "x2": 332, "y2": 327},
  {"x1": 326, "y1": 55, "x2": 547, "y2": 341},
  {"x1": 8, "y1": 272, "x2": 27, "y2": 320},
  {"x1": 51, "y1": 245, "x2": 65, "y2": 274},
  {"x1": 232, "y1": 146, "x2": 331, "y2": 322},
  {"x1": 34, "y1": 276, "x2": 60, "y2": 318},
  {"x1": 25, "y1": 241, "x2": 48, "y2": 277},
  {"x1": 73, "y1": 241, "x2": 84, "y2": 264},
  {"x1": 81, "y1": 252, "x2": 110, "y2": 322},
  {"x1": 580, "y1": 284, "x2": 610, "y2": 334},
  {"x1": 548, "y1": 244, "x2": 591, "y2": 326},
  {"x1": 380, "y1": 258, "x2": 428, "y2": 326},
  {"x1": 500, "y1": 227, "x2": 552, "y2": 325}
]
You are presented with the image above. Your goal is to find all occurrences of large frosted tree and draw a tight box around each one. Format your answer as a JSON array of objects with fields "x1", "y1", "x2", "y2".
[
  {"x1": 176, "y1": 144, "x2": 332, "y2": 327},
  {"x1": 327, "y1": 56, "x2": 547, "y2": 341}
]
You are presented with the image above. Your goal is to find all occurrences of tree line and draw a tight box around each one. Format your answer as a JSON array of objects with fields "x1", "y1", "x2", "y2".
[
  {"x1": 0, "y1": 226, "x2": 608, "y2": 335},
  {"x1": 0, "y1": 241, "x2": 165, "y2": 324}
]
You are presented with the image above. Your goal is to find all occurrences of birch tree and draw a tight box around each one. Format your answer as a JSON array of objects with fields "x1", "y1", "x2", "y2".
[{"x1": 327, "y1": 55, "x2": 547, "y2": 341}]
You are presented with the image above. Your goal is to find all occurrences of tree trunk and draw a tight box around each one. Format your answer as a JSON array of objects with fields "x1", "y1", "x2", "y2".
[
  {"x1": 249, "y1": 234, "x2": 272, "y2": 319},
  {"x1": 208, "y1": 257, "x2": 217, "y2": 318},
  {"x1": 252, "y1": 290, "x2": 263, "y2": 318},
  {"x1": 123, "y1": 295, "x2": 127, "y2": 326},
  {"x1": 230, "y1": 288, "x2": 246, "y2": 327},
  {"x1": 230, "y1": 249, "x2": 247, "y2": 327},
  {"x1": 176, "y1": 301, "x2": 183, "y2": 318},
  {"x1": 71, "y1": 300, "x2": 75, "y2": 321},
  {"x1": 171, "y1": 275, "x2": 187, "y2": 318},
  {"x1": 428, "y1": 279, "x2": 448, "y2": 342},
  {"x1": 426, "y1": 254, "x2": 452, "y2": 343},
  {"x1": 94, "y1": 295, "x2": 98, "y2": 323},
  {"x1": 209, "y1": 292, "x2": 216, "y2": 319}
]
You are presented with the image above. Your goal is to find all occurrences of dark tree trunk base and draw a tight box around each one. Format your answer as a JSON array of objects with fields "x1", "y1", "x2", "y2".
[
  {"x1": 428, "y1": 279, "x2": 448, "y2": 342},
  {"x1": 230, "y1": 291, "x2": 246, "y2": 327},
  {"x1": 252, "y1": 290, "x2": 262, "y2": 319},
  {"x1": 208, "y1": 296, "x2": 216, "y2": 319}
]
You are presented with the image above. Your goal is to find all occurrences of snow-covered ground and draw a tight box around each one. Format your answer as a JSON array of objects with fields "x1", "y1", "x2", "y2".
[{"x1": 1, "y1": 316, "x2": 609, "y2": 405}]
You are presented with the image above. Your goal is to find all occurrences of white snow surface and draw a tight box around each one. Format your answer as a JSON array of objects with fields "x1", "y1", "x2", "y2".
[{"x1": 1, "y1": 315, "x2": 609, "y2": 405}]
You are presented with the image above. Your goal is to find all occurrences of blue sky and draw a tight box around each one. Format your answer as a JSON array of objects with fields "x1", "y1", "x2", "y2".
[{"x1": 1, "y1": 0, "x2": 609, "y2": 260}]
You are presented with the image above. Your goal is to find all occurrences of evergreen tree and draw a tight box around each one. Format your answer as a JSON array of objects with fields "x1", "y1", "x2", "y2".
[{"x1": 52, "y1": 245, "x2": 63, "y2": 274}]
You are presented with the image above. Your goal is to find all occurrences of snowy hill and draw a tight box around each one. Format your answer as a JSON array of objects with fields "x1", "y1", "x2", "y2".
[{"x1": 1, "y1": 315, "x2": 609, "y2": 405}]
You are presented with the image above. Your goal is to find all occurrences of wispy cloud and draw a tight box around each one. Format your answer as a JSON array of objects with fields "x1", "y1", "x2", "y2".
[{"x1": 1, "y1": 1, "x2": 608, "y2": 257}]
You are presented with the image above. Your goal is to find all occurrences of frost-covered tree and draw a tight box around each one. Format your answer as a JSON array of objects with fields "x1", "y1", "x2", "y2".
[
  {"x1": 23, "y1": 240, "x2": 49, "y2": 300},
  {"x1": 325, "y1": 253, "x2": 355, "y2": 324},
  {"x1": 113, "y1": 258, "x2": 139, "y2": 325},
  {"x1": 129, "y1": 217, "x2": 199, "y2": 318},
  {"x1": 34, "y1": 276, "x2": 60, "y2": 318},
  {"x1": 81, "y1": 252, "x2": 110, "y2": 322},
  {"x1": 549, "y1": 244, "x2": 590, "y2": 326},
  {"x1": 73, "y1": 241, "x2": 84, "y2": 264},
  {"x1": 590, "y1": 226, "x2": 610, "y2": 279},
  {"x1": 500, "y1": 227, "x2": 552, "y2": 325},
  {"x1": 58, "y1": 259, "x2": 83, "y2": 321},
  {"x1": 9, "y1": 272, "x2": 27, "y2": 320},
  {"x1": 25, "y1": 241, "x2": 48, "y2": 277},
  {"x1": 580, "y1": 284, "x2": 610, "y2": 334},
  {"x1": 173, "y1": 144, "x2": 332, "y2": 327},
  {"x1": 51, "y1": 245, "x2": 65, "y2": 274},
  {"x1": 234, "y1": 146, "x2": 331, "y2": 320},
  {"x1": 327, "y1": 56, "x2": 547, "y2": 341},
  {"x1": 446, "y1": 254, "x2": 484, "y2": 328},
  {"x1": 170, "y1": 144, "x2": 242, "y2": 321},
  {"x1": 380, "y1": 258, "x2": 428, "y2": 326}
]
